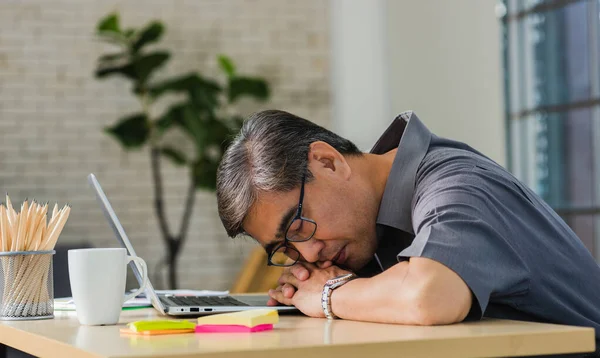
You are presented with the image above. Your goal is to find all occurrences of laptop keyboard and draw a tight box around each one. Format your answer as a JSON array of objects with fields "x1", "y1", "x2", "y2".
[{"x1": 161, "y1": 296, "x2": 249, "y2": 307}]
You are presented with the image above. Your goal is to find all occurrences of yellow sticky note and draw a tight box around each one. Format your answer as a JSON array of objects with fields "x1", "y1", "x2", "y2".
[
  {"x1": 196, "y1": 309, "x2": 279, "y2": 327},
  {"x1": 127, "y1": 320, "x2": 196, "y2": 332}
]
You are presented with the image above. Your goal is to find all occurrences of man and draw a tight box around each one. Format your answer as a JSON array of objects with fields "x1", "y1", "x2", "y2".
[{"x1": 216, "y1": 110, "x2": 600, "y2": 344}]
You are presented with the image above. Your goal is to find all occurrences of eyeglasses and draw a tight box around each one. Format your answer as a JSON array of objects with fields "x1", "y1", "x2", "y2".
[{"x1": 267, "y1": 172, "x2": 317, "y2": 266}]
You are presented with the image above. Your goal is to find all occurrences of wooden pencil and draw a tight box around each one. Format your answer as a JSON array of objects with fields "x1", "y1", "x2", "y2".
[{"x1": 0, "y1": 198, "x2": 70, "y2": 317}]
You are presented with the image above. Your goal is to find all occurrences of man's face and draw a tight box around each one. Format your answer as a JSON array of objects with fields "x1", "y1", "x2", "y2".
[{"x1": 242, "y1": 145, "x2": 379, "y2": 272}]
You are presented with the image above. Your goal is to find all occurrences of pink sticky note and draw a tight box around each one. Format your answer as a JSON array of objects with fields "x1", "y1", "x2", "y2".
[{"x1": 195, "y1": 324, "x2": 273, "y2": 333}]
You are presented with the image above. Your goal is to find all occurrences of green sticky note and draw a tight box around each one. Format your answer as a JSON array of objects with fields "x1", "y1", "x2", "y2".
[{"x1": 128, "y1": 320, "x2": 196, "y2": 332}]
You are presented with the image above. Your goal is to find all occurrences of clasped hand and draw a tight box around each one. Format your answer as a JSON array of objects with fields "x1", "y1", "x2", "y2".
[{"x1": 267, "y1": 261, "x2": 353, "y2": 318}]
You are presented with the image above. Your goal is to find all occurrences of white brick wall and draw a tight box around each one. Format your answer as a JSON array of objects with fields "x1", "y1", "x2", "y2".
[{"x1": 0, "y1": 0, "x2": 330, "y2": 290}]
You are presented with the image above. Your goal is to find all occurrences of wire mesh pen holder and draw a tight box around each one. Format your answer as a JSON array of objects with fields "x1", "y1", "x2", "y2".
[{"x1": 0, "y1": 250, "x2": 55, "y2": 320}]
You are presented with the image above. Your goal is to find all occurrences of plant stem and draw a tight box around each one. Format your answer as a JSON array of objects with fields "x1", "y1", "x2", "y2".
[
  {"x1": 150, "y1": 147, "x2": 172, "y2": 240},
  {"x1": 142, "y1": 91, "x2": 197, "y2": 289},
  {"x1": 141, "y1": 89, "x2": 177, "y2": 288},
  {"x1": 167, "y1": 238, "x2": 180, "y2": 290},
  {"x1": 178, "y1": 170, "x2": 196, "y2": 240}
]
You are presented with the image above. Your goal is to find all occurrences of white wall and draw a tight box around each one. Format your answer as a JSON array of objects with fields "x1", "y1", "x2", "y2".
[
  {"x1": 331, "y1": 0, "x2": 505, "y2": 165},
  {"x1": 386, "y1": 0, "x2": 505, "y2": 165},
  {"x1": 330, "y1": 0, "x2": 392, "y2": 151}
]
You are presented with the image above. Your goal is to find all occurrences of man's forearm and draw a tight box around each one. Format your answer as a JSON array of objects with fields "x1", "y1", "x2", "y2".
[
  {"x1": 330, "y1": 261, "x2": 425, "y2": 324},
  {"x1": 330, "y1": 259, "x2": 472, "y2": 325}
]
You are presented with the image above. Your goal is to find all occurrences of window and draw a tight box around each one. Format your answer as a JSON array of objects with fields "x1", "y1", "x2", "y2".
[{"x1": 501, "y1": 0, "x2": 600, "y2": 260}]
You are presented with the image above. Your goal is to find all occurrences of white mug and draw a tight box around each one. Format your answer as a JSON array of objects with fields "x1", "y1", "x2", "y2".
[{"x1": 68, "y1": 248, "x2": 148, "y2": 325}]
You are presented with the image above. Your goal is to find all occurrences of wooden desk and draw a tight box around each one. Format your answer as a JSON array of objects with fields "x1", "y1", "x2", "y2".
[{"x1": 0, "y1": 308, "x2": 594, "y2": 358}]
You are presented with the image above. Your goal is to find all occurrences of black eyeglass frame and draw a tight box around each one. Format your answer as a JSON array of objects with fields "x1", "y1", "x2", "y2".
[{"x1": 267, "y1": 172, "x2": 317, "y2": 266}]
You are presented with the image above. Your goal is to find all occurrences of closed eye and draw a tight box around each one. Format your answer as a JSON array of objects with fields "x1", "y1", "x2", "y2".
[
  {"x1": 264, "y1": 240, "x2": 284, "y2": 256},
  {"x1": 288, "y1": 218, "x2": 302, "y2": 233}
]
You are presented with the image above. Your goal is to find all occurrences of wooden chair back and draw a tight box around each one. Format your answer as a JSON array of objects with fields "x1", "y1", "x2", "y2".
[{"x1": 230, "y1": 247, "x2": 285, "y2": 293}]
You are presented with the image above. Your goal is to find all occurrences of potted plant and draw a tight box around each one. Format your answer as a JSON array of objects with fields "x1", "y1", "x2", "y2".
[{"x1": 93, "y1": 13, "x2": 270, "y2": 288}]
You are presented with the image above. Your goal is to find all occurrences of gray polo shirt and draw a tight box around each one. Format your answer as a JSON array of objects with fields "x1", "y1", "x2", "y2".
[{"x1": 367, "y1": 111, "x2": 600, "y2": 344}]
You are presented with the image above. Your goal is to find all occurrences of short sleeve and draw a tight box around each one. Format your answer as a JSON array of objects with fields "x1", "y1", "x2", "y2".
[{"x1": 399, "y1": 172, "x2": 531, "y2": 318}]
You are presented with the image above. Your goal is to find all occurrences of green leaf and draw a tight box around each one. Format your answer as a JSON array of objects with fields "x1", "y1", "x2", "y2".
[
  {"x1": 101, "y1": 52, "x2": 169, "y2": 86},
  {"x1": 96, "y1": 52, "x2": 170, "y2": 83},
  {"x1": 192, "y1": 157, "x2": 219, "y2": 190},
  {"x1": 148, "y1": 74, "x2": 199, "y2": 97},
  {"x1": 161, "y1": 103, "x2": 206, "y2": 150},
  {"x1": 104, "y1": 114, "x2": 149, "y2": 149},
  {"x1": 179, "y1": 105, "x2": 207, "y2": 150},
  {"x1": 123, "y1": 28, "x2": 136, "y2": 39},
  {"x1": 155, "y1": 110, "x2": 176, "y2": 134},
  {"x1": 98, "y1": 53, "x2": 126, "y2": 63},
  {"x1": 228, "y1": 77, "x2": 269, "y2": 103},
  {"x1": 148, "y1": 73, "x2": 221, "y2": 100},
  {"x1": 189, "y1": 84, "x2": 220, "y2": 114},
  {"x1": 132, "y1": 52, "x2": 170, "y2": 84},
  {"x1": 96, "y1": 31, "x2": 127, "y2": 47},
  {"x1": 217, "y1": 55, "x2": 236, "y2": 77},
  {"x1": 161, "y1": 146, "x2": 187, "y2": 166},
  {"x1": 205, "y1": 118, "x2": 233, "y2": 152},
  {"x1": 95, "y1": 63, "x2": 136, "y2": 80},
  {"x1": 132, "y1": 22, "x2": 164, "y2": 53},
  {"x1": 97, "y1": 13, "x2": 120, "y2": 34},
  {"x1": 210, "y1": 116, "x2": 244, "y2": 154}
]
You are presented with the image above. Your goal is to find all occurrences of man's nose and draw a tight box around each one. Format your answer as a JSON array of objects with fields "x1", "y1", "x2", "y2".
[{"x1": 291, "y1": 239, "x2": 324, "y2": 263}]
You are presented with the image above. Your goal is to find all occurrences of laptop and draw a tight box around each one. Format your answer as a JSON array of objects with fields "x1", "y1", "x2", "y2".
[{"x1": 87, "y1": 173, "x2": 297, "y2": 316}]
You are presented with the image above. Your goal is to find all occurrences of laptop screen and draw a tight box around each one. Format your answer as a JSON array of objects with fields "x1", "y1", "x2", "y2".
[{"x1": 87, "y1": 173, "x2": 165, "y2": 312}]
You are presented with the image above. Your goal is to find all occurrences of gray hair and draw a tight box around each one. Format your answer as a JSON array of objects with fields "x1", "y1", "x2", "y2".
[{"x1": 216, "y1": 110, "x2": 362, "y2": 238}]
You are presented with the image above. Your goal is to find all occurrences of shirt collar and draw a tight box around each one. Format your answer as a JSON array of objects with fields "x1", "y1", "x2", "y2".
[{"x1": 370, "y1": 111, "x2": 432, "y2": 234}]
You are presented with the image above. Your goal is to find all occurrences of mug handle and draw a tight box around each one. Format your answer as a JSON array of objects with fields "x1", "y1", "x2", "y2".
[{"x1": 123, "y1": 256, "x2": 148, "y2": 304}]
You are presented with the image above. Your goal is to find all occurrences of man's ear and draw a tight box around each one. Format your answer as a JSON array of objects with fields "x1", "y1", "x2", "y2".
[{"x1": 307, "y1": 141, "x2": 351, "y2": 179}]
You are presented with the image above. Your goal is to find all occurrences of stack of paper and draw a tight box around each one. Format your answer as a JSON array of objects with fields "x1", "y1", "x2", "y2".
[
  {"x1": 119, "y1": 310, "x2": 279, "y2": 336},
  {"x1": 54, "y1": 297, "x2": 151, "y2": 311},
  {"x1": 121, "y1": 320, "x2": 196, "y2": 336},
  {"x1": 195, "y1": 309, "x2": 279, "y2": 333}
]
